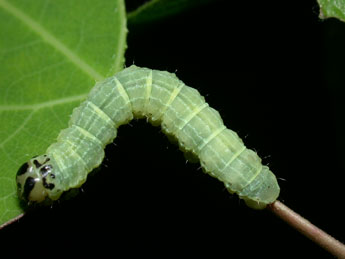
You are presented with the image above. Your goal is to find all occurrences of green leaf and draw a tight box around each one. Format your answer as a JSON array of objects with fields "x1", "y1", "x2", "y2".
[
  {"x1": 127, "y1": 0, "x2": 214, "y2": 26},
  {"x1": 318, "y1": 0, "x2": 345, "y2": 22},
  {"x1": 0, "y1": 0, "x2": 127, "y2": 227}
]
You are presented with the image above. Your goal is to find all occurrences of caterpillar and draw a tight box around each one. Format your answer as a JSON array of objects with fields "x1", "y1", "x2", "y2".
[{"x1": 16, "y1": 65, "x2": 280, "y2": 209}]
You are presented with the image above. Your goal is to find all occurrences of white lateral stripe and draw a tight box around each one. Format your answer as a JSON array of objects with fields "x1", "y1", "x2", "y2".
[
  {"x1": 114, "y1": 76, "x2": 132, "y2": 112},
  {"x1": 87, "y1": 101, "x2": 115, "y2": 128},
  {"x1": 72, "y1": 125, "x2": 103, "y2": 146},
  {"x1": 159, "y1": 82, "x2": 184, "y2": 119},
  {"x1": 178, "y1": 102, "x2": 209, "y2": 131},
  {"x1": 144, "y1": 70, "x2": 153, "y2": 111},
  {"x1": 241, "y1": 164, "x2": 263, "y2": 191},
  {"x1": 198, "y1": 125, "x2": 226, "y2": 152},
  {"x1": 51, "y1": 152, "x2": 64, "y2": 175},
  {"x1": 222, "y1": 146, "x2": 246, "y2": 171},
  {"x1": 65, "y1": 140, "x2": 89, "y2": 170}
]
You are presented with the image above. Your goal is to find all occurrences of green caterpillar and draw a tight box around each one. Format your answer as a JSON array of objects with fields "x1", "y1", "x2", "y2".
[{"x1": 16, "y1": 65, "x2": 280, "y2": 209}]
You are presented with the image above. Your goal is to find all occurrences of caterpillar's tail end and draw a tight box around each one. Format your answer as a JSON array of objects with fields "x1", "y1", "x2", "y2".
[
  {"x1": 243, "y1": 199, "x2": 267, "y2": 210},
  {"x1": 239, "y1": 166, "x2": 280, "y2": 210}
]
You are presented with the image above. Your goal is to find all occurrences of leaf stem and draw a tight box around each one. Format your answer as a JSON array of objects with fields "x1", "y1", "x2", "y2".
[{"x1": 267, "y1": 200, "x2": 345, "y2": 258}]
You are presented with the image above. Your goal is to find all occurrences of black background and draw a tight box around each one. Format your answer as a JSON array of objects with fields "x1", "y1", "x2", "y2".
[{"x1": 1, "y1": 0, "x2": 344, "y2": 258}]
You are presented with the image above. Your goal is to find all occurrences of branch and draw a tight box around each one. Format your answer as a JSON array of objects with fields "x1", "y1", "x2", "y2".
[{"x1": 267, "y1": 200, "x2": 345, "y2": 258}]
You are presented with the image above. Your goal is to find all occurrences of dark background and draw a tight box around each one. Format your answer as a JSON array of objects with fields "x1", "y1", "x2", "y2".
[{"x1": 1, "y1": 0, "x2": 344, "y2": 258}]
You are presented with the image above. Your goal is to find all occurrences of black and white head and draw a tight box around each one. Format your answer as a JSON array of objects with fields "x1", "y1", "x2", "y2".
[{"x1": 16, "y1": 155, "x2": 56, "y2": 203}]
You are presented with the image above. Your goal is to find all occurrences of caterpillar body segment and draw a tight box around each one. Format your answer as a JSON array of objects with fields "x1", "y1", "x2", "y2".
[{"x1": 16, "y1": 65, "x2": 280, "y2": 209}]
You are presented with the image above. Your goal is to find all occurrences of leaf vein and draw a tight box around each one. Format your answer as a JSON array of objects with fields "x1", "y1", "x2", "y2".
[
  {"x1": 0, "y1": 0, "x2": 103, "y2": 81},
  {"x1": 0, "y1": 94, "x2": 87, "y2": 112},
  {"x1": 0, "y1": 111, "x2": 36, "y2": 147}
]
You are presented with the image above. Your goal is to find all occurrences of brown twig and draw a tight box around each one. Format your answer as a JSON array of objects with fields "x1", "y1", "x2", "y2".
[{"x1": 267, "y1": 200, "x2": 345, "y2": 258}]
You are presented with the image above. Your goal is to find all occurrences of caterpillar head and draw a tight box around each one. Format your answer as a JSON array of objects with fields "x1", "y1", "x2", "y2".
[{"x1": 16, "y1": 155, "x2": 56, "y2": 203}]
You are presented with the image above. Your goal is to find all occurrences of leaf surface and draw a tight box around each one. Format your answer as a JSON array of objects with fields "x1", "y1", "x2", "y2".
[
  {"x1": 318, "y1": 0, "x2": 345, "y2": 22},
  {"x1": 0, "y1": 0, "x2": 127, "y2": 226}
]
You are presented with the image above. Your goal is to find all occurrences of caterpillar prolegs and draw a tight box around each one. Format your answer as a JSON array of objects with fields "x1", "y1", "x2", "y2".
[{"x1": 16, "y1": 65, "x2": 280, "y2": 209}]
